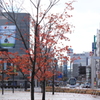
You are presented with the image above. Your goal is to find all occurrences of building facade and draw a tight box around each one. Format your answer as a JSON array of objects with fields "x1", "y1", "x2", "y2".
[
  {"x1": 0, "y1": 12, "x2": 30, "y2": 89},
  {"x1": 95, "y1": 29, "x2": 100, "y2": 87},
  {"x1": 69, "y1": 52, "x2": 91, "y2": 83}
]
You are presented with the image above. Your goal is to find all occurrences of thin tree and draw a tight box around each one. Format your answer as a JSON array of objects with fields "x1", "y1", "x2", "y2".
[{"x1": 0, "y1": 0, "x2": 74, "y2": 100}]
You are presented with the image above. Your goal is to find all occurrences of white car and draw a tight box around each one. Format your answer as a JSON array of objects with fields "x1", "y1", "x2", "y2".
[
  {"x1": 83, "y1": 83, "x2": 91, "y2": 88},
  {"x1": 76, "y1": 83, "x2": 80, "y2": 87}
]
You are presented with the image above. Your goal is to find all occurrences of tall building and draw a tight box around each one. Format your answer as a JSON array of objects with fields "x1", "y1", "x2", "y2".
[{"x1": 0, "y1": 12, "x2": 30, "y2": 89}]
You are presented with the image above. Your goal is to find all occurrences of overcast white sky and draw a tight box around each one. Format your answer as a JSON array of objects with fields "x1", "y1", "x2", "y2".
[
  {"x1": 12, "y1": 0, "x2": 100, "y2": 54},
  {"x1": 69, "y1": 0, "x2": 100, "y2": 53},
  {"x1": 4, "y1": 0, "x2": 99, "y2": 67},
  {"x1": 60, "y1": 0, "x2": 100, "y2": 54}
]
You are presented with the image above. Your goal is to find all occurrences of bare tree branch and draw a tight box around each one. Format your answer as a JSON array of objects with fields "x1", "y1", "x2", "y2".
[{"x1": 30, "y1": 0, "x2": 37, "y2": 9}]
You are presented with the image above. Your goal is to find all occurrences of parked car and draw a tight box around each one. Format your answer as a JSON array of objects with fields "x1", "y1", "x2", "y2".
[
  {"x1": 83, "y1": 83, "x2": 91, "y2": 88},
  {"x1": 76, "y1": 83, "x2": 80, "y2": 87},
  {"x1": 80, "y1": 84, "x2": 84, "y2": 88}
]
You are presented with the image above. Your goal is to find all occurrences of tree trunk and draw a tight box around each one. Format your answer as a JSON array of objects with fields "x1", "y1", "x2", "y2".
[
  {"x1": 30, "y1": 22, "x2": 38, "y2": 100},
  {"x1": 12, "y1": 73, "x2": 14, "y2": 93},
  {"x1": 2, "y1": 62, "x2": 4, "y2": 95},
  {"x1": 52, "y1": 73, "x2": 54, "y2": 95},
  {"x1": 42, "y1": 78, "x2": 46, "y2": 100},
  {"x1": 24, "y1": 80, "x2": 27, "y2": 91},
  {"x1": 31, "y1": 71, "x2": 35, "y2": 100}
]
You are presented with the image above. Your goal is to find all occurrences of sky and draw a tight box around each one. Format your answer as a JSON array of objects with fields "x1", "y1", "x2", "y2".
[
  {"x1": 23, "y1": 0, "x2": 100, "y2": 54},
  {"x1": 68, "y1": 0, "x2": 100, "y2": 53},
  {"x1": 53, "y1": 0, "x2": 100, "y2": 54},
  {"x1": 6, "y1": 0, "x2": 100, "y2": 54},
  {"x1": 49, "y1": 0, "x2": 100, "y2": 54},
  {"x1": 43, "y1": 0, "x2": 100, "y2": 54}
]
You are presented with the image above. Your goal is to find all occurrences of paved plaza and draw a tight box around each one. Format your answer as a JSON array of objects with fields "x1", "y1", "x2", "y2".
[{"x1": 0, "y1": 90, "x2": 100, "y2": 100}]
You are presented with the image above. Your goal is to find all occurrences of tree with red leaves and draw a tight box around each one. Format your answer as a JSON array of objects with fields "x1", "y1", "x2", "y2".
[{"x1": 0, "y1": 0, "x2": 74, "y2": 100}]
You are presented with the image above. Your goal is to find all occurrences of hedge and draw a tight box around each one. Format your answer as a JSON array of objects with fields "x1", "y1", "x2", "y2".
[{"x1": 45, "y1": 86, "x2": 100, "y2": 96}]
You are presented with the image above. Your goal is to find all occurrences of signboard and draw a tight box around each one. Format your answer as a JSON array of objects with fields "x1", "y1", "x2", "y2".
[
  {"x1": 0, "y1": 25, "x2": 16, "y2": 48},
  {"x1": 69, "y1": 77, "x2": 76, "y2": 85},
  {"x1": 57, "y1": 73, "x2": 63, "y2": 78}
]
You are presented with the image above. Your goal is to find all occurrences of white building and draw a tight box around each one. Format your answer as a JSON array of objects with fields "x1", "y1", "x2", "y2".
[
  {"x1": 72, "y1": 53, "x2": 90, "y2": 66},
  {"x1": 68, "y1": 49, "x2": 91, "y2": 82}
]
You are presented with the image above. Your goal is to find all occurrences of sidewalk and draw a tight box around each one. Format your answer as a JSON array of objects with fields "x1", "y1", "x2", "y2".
[{"x1": 0, "y1": 91, "x2": 100, "y2": 100}]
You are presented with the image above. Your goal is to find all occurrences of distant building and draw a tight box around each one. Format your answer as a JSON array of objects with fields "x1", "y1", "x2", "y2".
[
  {"x1": 70, "y1": 52, "x2": 91, "y2": 82},
  {"x1": 62, "y1": 57, "x2": 68, "y2": 78},
  {"x1": 67, "y1": 48, "x2": 73, "y2": 57}
]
